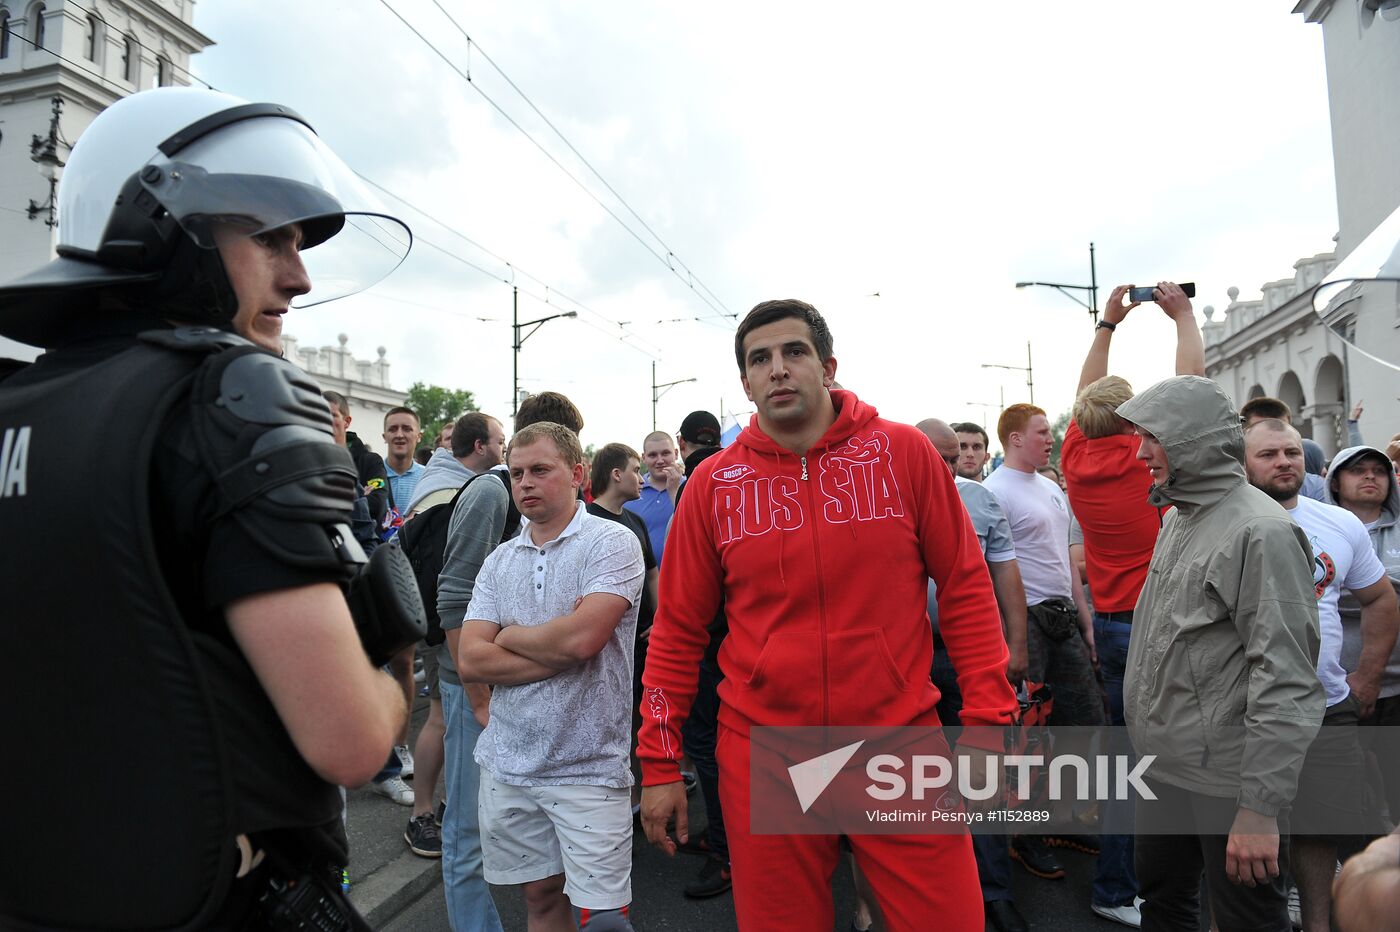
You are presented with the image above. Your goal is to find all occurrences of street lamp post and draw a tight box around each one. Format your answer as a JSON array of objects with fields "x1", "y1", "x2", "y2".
[
  {"x1": 27, "y1": 96, "x2": 66, "y2": 228},
  {"x1": 981, "y1": 342, "x2": 1034, "y2": 405},
  {"x1": 1015, "y1": 241, "x2": 1099, "y2": 325},
  {"x1": 651, "y1": 360, "x2": 696, "y2": 431},
  {"x1": 511, "y1": 285, "x2": 577, "y2": 416},
  {"x1": 964, "y1": 401, "x2": 1000, "y2": 428}
]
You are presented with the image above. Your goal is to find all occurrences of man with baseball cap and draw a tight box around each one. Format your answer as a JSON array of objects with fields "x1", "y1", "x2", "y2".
[{"x1": 679, "y1": 411, "x2": 723, "y2": 463}]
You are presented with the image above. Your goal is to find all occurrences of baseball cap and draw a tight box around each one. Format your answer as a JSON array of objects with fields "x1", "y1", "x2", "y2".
[{"x1": 679, "y1": 410, "x2": 721, "y2": 446}]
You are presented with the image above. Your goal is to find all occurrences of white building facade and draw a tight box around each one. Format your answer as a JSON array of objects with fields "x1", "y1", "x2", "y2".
[
  {"x1": 284, "y1": 332, "x2": 408, "y2": 443},
  {"x1": 1204, "y1": 1, "x2": 1400, "y2": 457},
  {"x1": 0, "y1": 1, "x2": 410, "y2": 428}
]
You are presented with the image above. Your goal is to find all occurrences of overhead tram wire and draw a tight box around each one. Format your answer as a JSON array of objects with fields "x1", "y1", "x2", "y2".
[
  {"x1": 408, "y1": 234, "x2": 663, "y2": 361},
  {"x1": 59, "y1": 0, "x2": 219, "y2": 91},
  {"x1": 425, "y1": 0, "x2": 735, "y2": 321},
  {"x1": 374, "y1": 0, "x2": 734, "y2": 326},
  {"x1": 353, "y1": 171, "x2": 668, "y2": 356},
  {"x1": 8, "y1": 29, "x2": 133, "y2": 97},
  {"x1": 11, "y1": 23, "x2": 667, "y2": 360}
]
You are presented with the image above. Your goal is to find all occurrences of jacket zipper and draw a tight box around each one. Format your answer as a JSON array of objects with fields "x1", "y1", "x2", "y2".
[{"x1": 801, "y1": 454, "x2": 830, "y2": 725}]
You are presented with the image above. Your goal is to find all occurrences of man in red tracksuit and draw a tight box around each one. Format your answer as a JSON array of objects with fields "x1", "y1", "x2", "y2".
[{"x1": 638, "y1": 299, "x2": 1020, "y2": 931}]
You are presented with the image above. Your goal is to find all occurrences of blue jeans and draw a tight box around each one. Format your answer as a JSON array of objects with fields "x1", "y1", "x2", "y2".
[
  {"x1": 1092, "y1": 612, "x2": 1138, "y2": 908},
  {"x1": 681, "y1": 661, "x2": 728, "y2": 861},
  {"x1": 440, "y1": 681, "x2": 503, "y2": 932},
  {"x1": 931, "y1": 646, "x2": 1013, "y2": 902}
]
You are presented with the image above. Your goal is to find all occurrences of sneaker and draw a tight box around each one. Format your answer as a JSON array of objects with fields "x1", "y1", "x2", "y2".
[
  {"x1": 394, "y1": 744, "x2": 415, "y2": 780},
  {"x1": 1009, "y1": 836, "x2": 1066, "y2": 880},
  {"x1": 1045, "y1": 833, "x2": 1101, "y2": 855},
  {"x1": 405, "y1": 813, "x2": 443, "y2": 858},
  {"x1": 435, "y1": 799, "x2": 446, "y2": 827},
  {"x1": 683, "y1": 857, "x2": 732, "y2": 899},
  {"x1": 1287, "y1": 885, "x2": 1302, "y2": 930},
  {"x1": 1091, "y1": 902, "x2": 1142, "y2": 928},
  {"x1": 372, "y1": 775, "x2": 414, "y2": 806}
]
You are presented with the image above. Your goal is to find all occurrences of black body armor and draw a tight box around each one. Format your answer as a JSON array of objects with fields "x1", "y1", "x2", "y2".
[{"x1": 0, "y1": 328, "x2": 363, "y2": 930}]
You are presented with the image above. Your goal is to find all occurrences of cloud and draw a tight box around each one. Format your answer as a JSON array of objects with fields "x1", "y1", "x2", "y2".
[{"x1": 183, "y1": 1, "x2": 1338, "y2": 447}]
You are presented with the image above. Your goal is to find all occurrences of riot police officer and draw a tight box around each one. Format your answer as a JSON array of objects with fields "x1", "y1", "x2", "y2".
[{"x1": 0, "y1": 88, "x2": 424, "y2": 930}]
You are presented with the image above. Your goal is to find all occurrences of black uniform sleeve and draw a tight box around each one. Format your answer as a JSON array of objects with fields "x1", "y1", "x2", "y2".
[{"x1": 163, "y1": 348, "x2": 366, "y2": 610}]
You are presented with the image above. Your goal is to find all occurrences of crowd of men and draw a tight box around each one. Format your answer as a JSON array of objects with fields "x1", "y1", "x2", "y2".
[
  {"x1": 333, "y1": 284, "x2": 1400, "y2": 932},
  {"x1": 5, "y1": 87, "x2": 1399, "y2": 932}
]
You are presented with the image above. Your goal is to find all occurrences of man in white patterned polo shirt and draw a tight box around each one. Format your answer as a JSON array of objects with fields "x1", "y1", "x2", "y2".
[{"x1": 458, "y1": 421, "x2": 645, "y2": 931}]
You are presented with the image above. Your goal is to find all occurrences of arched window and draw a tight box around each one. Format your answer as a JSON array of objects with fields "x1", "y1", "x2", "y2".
[
  {"x1": 155, "y1": 55, "x2": 168, "y2": 87},
  {"x1": 31, "y1": 2, "x2": 44, "y2": 50},
  {"x1": 122, "y1": 34, "x2": 135, "y2": 81},
  {"x1": 1, "y1": 11, "x2": 11, "y2": 59},
  {"x1": 84, "y1": 14, "x2": 97, "y2": 60}
]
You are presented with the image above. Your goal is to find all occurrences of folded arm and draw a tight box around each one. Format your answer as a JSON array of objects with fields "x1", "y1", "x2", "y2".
[
  {"x1": 494, "y1": 593, "x2": 632, "y2": 669},
  {"x1": 457, "y1": 619, "x2": 561, "y2": 686}
]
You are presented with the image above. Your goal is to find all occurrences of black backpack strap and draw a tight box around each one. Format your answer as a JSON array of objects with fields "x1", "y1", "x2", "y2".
[{"x1": 489, "y1": 469, "x2": 521, "y2": 543}]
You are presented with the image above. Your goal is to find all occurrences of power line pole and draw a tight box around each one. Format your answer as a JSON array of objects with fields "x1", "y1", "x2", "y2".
[{"x1": 651, "y1": 360, "x2": 696, "y2": 432}]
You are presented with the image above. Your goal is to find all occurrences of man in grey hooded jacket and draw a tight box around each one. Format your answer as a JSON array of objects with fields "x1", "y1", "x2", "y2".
[
  {"x1": 1116, "y1": 375, "x2": 1325, "y2": 932},
  {"x1": 1327, "y1": 444, "x2": 1400, "y2": 826}
]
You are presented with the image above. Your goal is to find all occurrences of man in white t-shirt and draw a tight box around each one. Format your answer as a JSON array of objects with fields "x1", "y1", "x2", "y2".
[
  {"x1": 983, "y1": 404, "x2": 1105, "y2": 883},
  {"x1": 1245, "y1": 419, "x2": 1399, "y2": 932},
  {"x1": 458, "y1": 422, "x2": 645, "y2": 931}
]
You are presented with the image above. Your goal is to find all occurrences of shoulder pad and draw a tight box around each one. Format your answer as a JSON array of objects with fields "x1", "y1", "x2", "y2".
[
  {"x1": 218, "y1": 351, "x2": 331, "y2": 431},
  {"x1": 139, "y1": 326, "x2": 251, "y2": 353},
  {"x1": 189, "y1": 347, "x2": 362, "y2": 576}
]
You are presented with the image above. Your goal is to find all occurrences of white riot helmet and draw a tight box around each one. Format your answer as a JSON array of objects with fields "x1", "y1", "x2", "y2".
[{"x1": 0, "y1": 87, "x2": 411, "y2": 346}]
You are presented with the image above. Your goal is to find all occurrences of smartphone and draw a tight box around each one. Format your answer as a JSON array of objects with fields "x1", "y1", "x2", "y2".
[{"x1": 1129, "y1": 283, "x2": 1196, "y2": 302}]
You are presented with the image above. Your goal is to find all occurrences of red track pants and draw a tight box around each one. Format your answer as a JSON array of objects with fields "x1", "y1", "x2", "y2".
[{"x1": 717, "y1": 725, "x2": 984, "y2": 932}]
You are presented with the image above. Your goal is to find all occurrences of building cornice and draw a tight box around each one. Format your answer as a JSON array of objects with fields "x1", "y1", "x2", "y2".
[
  {"x1": 98, "y1": 0, "x2": 215, "y2": 55},
  {"x1": 1204, "y1": 292, "x2": 1319, "y2": 371},
  {"x1": 1292, "y1": 0, "x2": 1336, "y2": 24}
]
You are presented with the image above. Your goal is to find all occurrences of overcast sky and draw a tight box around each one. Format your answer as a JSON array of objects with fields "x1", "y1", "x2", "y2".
[{"x1": 190, "y1": 1, "x2": 1339, "y2": 452}]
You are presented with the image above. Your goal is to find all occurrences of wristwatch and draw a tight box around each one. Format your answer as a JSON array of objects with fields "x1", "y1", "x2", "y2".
[{"x1": 1096, "y1": 320, "x2": 1117, "y2": 333}]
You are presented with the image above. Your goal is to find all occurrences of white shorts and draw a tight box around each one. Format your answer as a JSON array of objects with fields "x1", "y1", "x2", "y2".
[{"x1": 478, "y1": 776, "x2": 633, "y2": 910}]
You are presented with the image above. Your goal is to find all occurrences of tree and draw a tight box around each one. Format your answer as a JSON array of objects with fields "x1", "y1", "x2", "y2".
[
  {"x1": 405, "y1": 382, "x2": 478, "y2": 451},
  {"x1": 1050, "y1": 408, "x2": 1072, "y2": 470}
]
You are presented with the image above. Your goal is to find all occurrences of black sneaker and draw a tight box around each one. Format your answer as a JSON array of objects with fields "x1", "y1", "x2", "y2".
[
  {"x1": 1009, "y1": 836, "x2": 1065, "y2": 880},
  {"x1": 405, "y1": 813, "x2": 443, "y2": 858},
  {"x1": 1044, "y1": 833, "x2": 1101, "y2": 855},
  {"x1": 683, "y1": 858, "x2": 732, "y2": 899}
]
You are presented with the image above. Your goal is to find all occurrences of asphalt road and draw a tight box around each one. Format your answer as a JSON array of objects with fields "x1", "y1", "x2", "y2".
[
  {"x1": 356, "y1": 660, "x2": 1147, "y2": 930},
  {"x1": 380, "y1": 802, "x2": 1123, "y2": 931}
]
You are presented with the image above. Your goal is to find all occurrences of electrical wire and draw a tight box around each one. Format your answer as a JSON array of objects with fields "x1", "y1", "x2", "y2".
[
  {"x1": 6, "y1": 26, "x2": 132, "y2": 96},
  {"x1": 408, "y1": 233, "x2": 663, "y2": 360},
  {"x1": 59, "y1": 0, "x2": 218, "y2": 91},
  {"x1": 7, "y1": 13, "x2": 670, "y2": 362},
  {"x1": 425, "y1": 0, "x2": 735, "y2": 320},
  {"x1": 374, "y1": 0, "x2": 734, "y2": 326},
  {"x1": 356, "y1": 172, "x2": 672, "y2": 355}
]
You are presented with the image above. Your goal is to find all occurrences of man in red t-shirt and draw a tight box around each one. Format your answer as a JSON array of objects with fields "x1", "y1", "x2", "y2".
[{"x1": 1059, "y1": 281, "x2": 1204, "y2": 925}]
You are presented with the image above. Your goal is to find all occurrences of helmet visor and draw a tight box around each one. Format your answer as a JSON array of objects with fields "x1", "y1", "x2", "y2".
[
  {"x1": 139, "y1": 115, "x2": 411, "y2": 307},
  {"x1": 1312, "y1": 203, "x2": 1400, "y2": 371}
]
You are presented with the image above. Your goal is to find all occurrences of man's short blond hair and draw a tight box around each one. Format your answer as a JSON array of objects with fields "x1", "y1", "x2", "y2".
[
  {"x1": 508, "y1": 421, "x2": 584, "y2": 467},
  {"x1": 1073, "y1": 375, "x2": 1135, "y2": 440}
]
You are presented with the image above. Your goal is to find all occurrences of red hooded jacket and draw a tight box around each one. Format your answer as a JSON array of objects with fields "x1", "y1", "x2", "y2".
[{"x1": 638, "y1": 390, "x2": 1018, "y2": 785}]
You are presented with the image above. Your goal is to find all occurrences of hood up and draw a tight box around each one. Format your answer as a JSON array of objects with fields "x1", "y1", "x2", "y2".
[
  {"x1": 1115, "y1": 375, "x2": 1245, "y2": 512},
  {"x1": 1325, "y1": 445, "x2": 1400, "y2": 527}
]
